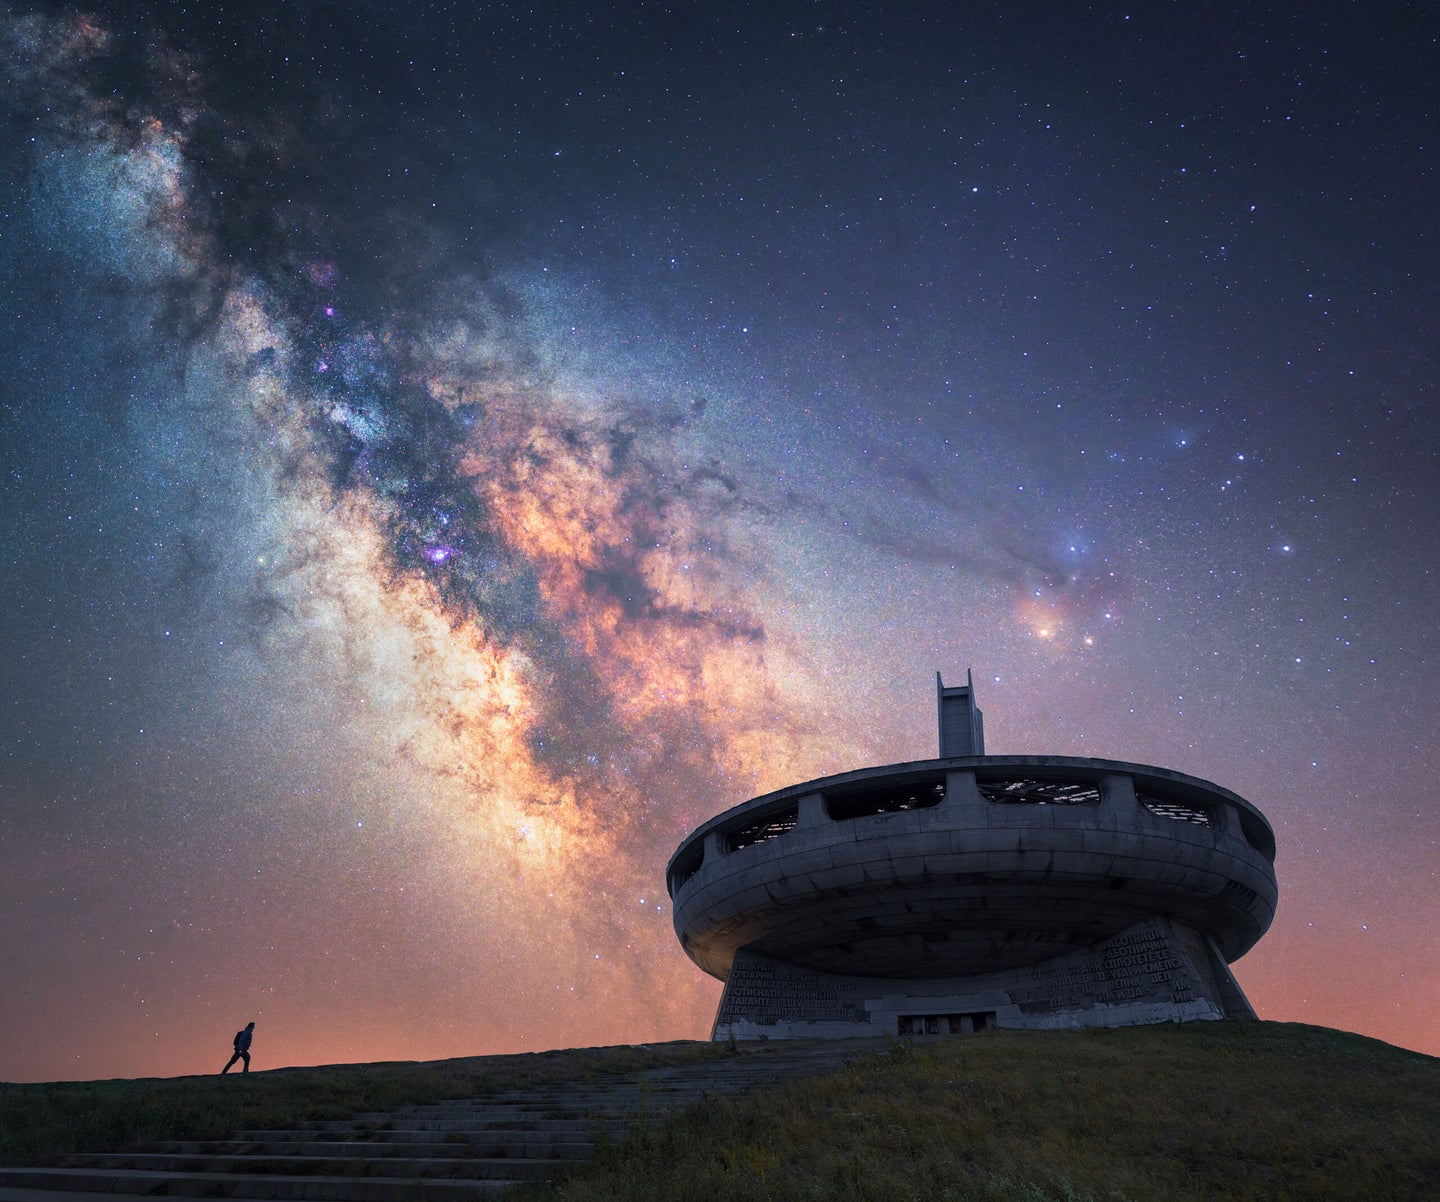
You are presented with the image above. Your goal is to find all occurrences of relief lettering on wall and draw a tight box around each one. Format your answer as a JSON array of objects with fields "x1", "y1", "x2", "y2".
[
  {"x1": 1011, "y1": 929, "x2": 1199, "y2": 1011},
  {"x1": 717, "y1": 957, "x2": 855, "y2": 1024}
]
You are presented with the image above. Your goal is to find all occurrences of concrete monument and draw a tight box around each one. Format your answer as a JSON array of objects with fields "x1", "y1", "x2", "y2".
[{"x1": 668, "y1": 673, "x2": 1277, "y2": 1038}]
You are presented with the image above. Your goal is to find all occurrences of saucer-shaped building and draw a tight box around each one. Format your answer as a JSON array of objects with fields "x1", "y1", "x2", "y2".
[{"x1": 667, "y1": 674, "x2": 1278, "y2": 1038}]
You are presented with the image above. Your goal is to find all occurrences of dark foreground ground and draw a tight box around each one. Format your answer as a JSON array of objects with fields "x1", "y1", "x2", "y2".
[{"x1": 4, "y1": 1022, "x2": 1438, "y2": 1202}]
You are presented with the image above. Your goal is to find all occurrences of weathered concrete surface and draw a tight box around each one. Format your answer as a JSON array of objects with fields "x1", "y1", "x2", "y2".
[
  {"x1": 670, "y1": 755, "x2": 1277, "y2": 1039},
  {"x1": 711, "y1": 915, "x2": 1257, "y2": 1040}
]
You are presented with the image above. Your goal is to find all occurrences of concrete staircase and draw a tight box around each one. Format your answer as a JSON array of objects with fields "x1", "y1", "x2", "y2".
[{"x1": 0, "y1": 1040, "x2": 881, "y2": 1201}]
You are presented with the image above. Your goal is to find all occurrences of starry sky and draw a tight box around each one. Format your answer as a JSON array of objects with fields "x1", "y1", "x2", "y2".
[{"x1": 1, "y1": 1, "x2": 1436, "y2": 1082}]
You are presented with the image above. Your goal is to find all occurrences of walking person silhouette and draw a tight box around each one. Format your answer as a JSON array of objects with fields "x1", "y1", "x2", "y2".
[{"x1": 221, "y1": 1022, "x2": 255, "y2": 1073}]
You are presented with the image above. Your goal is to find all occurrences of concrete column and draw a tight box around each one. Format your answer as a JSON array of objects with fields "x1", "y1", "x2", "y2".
[
  {"x1": 938, "y1": 777, "x2": 984, "y2": 823},
  {"x1": 1100, "y1": 774, "x2": 1136, "y2": 820},
  {"x1": 704, "y1": 829, "x2": 728, "y2": 861},
  {"x1": 944, "y1": 770, "x2": 982, "y2": 808},
  {"x1": 797, "y1": 791, "x2": 826, "y2": 827}
]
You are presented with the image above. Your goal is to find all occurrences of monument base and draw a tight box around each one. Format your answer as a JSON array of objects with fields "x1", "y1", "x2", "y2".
[{"x1": 711, "y1": 916, "x2": 1256, "y2": 1040}]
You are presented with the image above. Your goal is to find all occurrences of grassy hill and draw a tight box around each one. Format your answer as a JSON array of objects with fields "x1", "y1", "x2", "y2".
[
  {"x1": 514, "y1": 1022, "x2": 1440, "y2": 1201},
  {"x1": 0, "y1": 1041, "x2": 725, "y2": 1167},
  {"x1": 5, "y1": 1022, "x2": 1438, "y2": 1201}
]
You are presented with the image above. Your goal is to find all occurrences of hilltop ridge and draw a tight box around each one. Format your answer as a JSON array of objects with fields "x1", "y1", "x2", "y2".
[{"x1": 4, "y1": 1022, "x2": 1438, "y2": 1201}]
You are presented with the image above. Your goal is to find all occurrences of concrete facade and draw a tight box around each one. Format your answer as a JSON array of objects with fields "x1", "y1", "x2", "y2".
[{"x1": 668, "y1": 681, "x2": 1278, "y2": 1040}]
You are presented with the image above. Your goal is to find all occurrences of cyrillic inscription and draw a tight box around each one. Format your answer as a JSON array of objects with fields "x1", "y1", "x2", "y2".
[
  {"x1": 1011, "y1": 929, "x2": 1197, "y2": 1010},
  {"x1": 717, "y1": 957, "x2": 854, "y2": 1024}
]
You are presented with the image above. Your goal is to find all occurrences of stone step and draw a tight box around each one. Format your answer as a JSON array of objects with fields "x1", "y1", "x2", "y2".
[
  {"x1": 0, "y1": 1166, "x2": 543, "y2": 1198},
  {"x1": 334, "y1": 1096, "x2": 711, "y2": 1123},
  {"x1": 378, "y1": 1086, "x2": 730, "y2": 1110},
  {"x1": 234, "y1": 1118, "x2": 634, "y2": 1140},
  {"x1": 57, "y1": 1152, "x2": 575, "y2": 1179},
  {"x1": 0, "y1": 1163, "x2": 544, "y2": 1191},
  {"x1": 0, "y1": 1190, "x2": 131, "y2": 1202},
  {"x1": 290, "y1": 1111, "x2": 597, "y2": 1130},
  {"x1": 158, "y1": 1138, "x2": 598, "y2": 1159}
]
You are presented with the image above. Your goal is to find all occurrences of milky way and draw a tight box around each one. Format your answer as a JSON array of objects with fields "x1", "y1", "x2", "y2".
[{"x1": 2, "y1": 2, "x2": 1436, "y2": 1081}]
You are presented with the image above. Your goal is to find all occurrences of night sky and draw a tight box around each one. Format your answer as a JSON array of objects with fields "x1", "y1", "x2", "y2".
[{"x1": 2, "y1": 2, "x2": 1436, "y2": 1083}]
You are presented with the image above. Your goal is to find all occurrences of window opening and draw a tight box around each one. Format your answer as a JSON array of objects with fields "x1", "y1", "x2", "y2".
[
  {"x1": 668, "y1": 845, "x2": 704, "y2": 896},
  {"x1": 1137, "y1": 792, "x2": 1212, "y2": 826},
  {"x1": 977, "y1": 778, "x2": 1100, "y2": 805},
  {"x1": 1237, "y1": 810, "x2": 1277, "y2": 861},
  {"x1": 826, "y1": 780, "x2": 946, "y2": 821},
  {"x1": 725, "y1": 805, "x2": 799, "y2": 853},
  {"x1": 898, "y1": 1011, "x2": 995, "y2": 1035}
]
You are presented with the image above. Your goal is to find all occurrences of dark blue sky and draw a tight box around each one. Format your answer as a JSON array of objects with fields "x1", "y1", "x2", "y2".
[{"x1": 2, "y1": 1, "x2": 1436, "y2": 1079}]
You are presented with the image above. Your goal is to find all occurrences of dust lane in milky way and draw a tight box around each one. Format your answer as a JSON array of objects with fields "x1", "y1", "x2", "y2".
[{"x1": 1, "y1": 3, "x2": 1436, "y2": 1081}]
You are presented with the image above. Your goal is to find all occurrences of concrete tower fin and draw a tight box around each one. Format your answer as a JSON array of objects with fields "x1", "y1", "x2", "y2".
[{"x1": 937, "y1": 669, "x2": 985, "y2": 757}]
